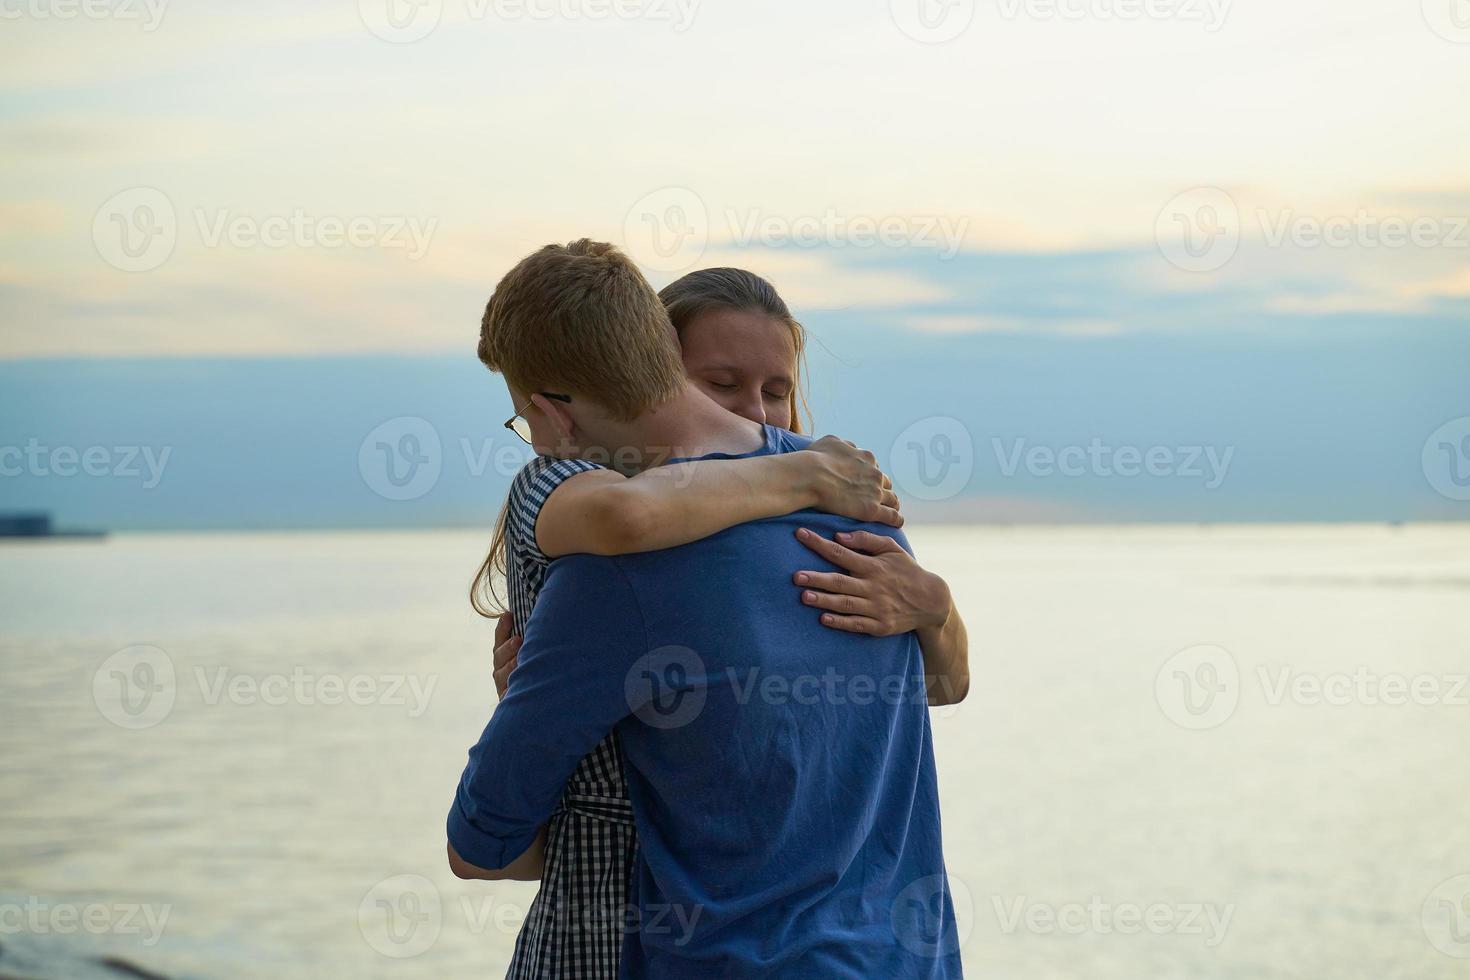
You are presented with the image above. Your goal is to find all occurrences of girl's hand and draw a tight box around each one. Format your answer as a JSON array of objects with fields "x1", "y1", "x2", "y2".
[
  {"x1": 492, "y1": 612, "x2": 522, "y2": 699},
  {"x1": 802, "y1": 436, "x2": 903, "y2": 528},
  {"x1": 792, "y1": 528, "x2": 950, "y2": 636}
]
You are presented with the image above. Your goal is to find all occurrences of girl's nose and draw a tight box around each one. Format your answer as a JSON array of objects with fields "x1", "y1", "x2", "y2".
[{"x1": 733, "y1": 387, "x2": 766, "y2": 426}]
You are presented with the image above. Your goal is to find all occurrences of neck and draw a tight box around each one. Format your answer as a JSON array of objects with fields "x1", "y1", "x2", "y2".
[{"x1": 591, "y1": 384, "x2": 764, "y2": 474}]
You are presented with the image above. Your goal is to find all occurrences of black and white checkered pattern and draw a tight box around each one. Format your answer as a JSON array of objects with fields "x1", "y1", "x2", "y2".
[{"x1": 503, "y1": 455, "x2": 637, "y2": 980}]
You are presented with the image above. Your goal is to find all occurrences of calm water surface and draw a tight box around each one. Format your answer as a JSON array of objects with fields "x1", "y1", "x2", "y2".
[{"x1": 1, "y1": 526, "x2": 1467, "y2": 978}]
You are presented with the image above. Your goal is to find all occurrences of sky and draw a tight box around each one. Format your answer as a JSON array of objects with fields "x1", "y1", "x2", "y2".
[{"x1": 1, "y1": 0, "x2": 1468, "y2": 526}]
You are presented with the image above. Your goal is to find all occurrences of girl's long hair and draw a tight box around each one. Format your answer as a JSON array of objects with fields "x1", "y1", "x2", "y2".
[
  {"x1": 470, "y1": 267, "x2": 809, "y2": 618},
  {"x1": 470, "y1": 505, "x2": 514, "y2": 618}
]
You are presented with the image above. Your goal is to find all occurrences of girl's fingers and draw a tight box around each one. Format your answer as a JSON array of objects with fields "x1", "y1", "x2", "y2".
[
  {"x1": 494, "y1": 612, "x2": 515, "y2": 646},
  {"x1": 836, "y1": 529, "x2": 904, "y2": 554},
  {"x1": 493, "y1": 656, "x2": 517, "y2": 698},
  {"x1": 817, "y1": 613, "x2": 883, "y2": 635},
  {"x1": 793, "y1": 570, "x2": 868, "y2": 595},
  {"x1": 493, "y1": 634, "x2": 523, "y2": 669},
  {"x1": 801, "y1": 589, "x2": 871, "y2": 616},
  {"x1": 795, "y1": 528, "x2": 869, "y2": 572}
]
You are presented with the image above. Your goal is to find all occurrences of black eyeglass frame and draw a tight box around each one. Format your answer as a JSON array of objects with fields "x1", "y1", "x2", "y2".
[{"x1": 503, "y1": 391, "x2": 572, "y2": 444}]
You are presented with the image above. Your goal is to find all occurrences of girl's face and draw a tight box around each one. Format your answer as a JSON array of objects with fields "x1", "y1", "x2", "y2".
[{"x1": 679, "y1": 307, "x2": 796, "y2": 430}]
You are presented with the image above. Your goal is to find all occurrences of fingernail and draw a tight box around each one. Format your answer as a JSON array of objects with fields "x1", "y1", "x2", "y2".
[
  {"x1": 836, "y1": 531, "x2": 851, "y2": 540},
  {"x1": 795, "y1": 573, "x2": 809, "y2": 585},
  {"x1": 797, "y1": 528, "x2": 809, "y2": 539},
  {"x1": 804, "y1": 591, "x2": 816, "y2": 603},
  {"x1": 822, "y1": 614, "x2": 833, "y2": 625}
]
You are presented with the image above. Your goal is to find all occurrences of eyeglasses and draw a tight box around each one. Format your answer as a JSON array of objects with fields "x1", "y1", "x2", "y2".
[{"x1": 504, "y1": 392, "x2": 572, "y2": 445}]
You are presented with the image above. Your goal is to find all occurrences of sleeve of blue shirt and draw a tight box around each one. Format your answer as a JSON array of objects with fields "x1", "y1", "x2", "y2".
[{"x1": 446, "y1": 553, "x2": 646, "y2": 870}]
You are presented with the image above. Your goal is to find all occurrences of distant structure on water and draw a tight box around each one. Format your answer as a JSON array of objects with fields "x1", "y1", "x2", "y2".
[{"x1": 0, "y1": 512, "x2": 106, "y2": 539}]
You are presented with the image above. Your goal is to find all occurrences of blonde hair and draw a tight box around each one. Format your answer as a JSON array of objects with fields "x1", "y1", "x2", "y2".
[
  {"x1": 478, "y1": 238, "x2": 686, "y2": 421},
  {"x1": 471, "y1": 504, "x2": 513, "y2": 618},
  {"x1": 471, "y1": 239, "x2": 684, "y2": 618},
  {"x1": 658, "y1": 267, "x2": 811, "y2": 433}
]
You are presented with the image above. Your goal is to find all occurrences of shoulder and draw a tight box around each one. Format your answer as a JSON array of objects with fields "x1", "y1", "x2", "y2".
[
  {"x1": 506, "y1": 456, "x2": 607, "y2": 564},
  {"x1": 769, "y1": 426, "x2": 815, "y2": 454},
  {"x1": 508, "y1": 455, "x2": 606, "y2": 513}
]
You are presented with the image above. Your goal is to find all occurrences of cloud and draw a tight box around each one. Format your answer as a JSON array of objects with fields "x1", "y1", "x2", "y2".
[
  {"x1": 0, "y1": 201, "x2": 67, "y2": 237},
  {"x1": 904, "y1": 314, "x2": 1124, "y2": 337},
  {"x1": 1411, "y1": 264, "x2": 1470, "y2": 300},
  {"x1": 7, "y1": 228, "x2": 1465, "y2": 359},
  {"x1": 647, "y1": 246, "x2": 953, "y2": 313},
  {"x1": 1263, "y1": 293, "x2": 1423, "y2": 316}
]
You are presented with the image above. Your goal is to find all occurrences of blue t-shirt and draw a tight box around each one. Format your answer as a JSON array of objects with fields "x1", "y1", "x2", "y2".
[{"x1": 449, "y1": 425, "x2": 961, "y2": 979}]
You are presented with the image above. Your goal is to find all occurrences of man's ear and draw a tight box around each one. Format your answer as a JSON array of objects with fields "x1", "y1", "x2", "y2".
[{"x1": 531, "y1": 392, "x2": 576, "y2": 443}]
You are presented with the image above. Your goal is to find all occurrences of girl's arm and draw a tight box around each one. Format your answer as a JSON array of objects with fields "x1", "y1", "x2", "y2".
[
  {"x1": 536, "y1": 436, "x2": 900, "y2": 559},
  {"x1": 449, "y1": 828, "x2": 545, "y2": 881},
  {"x1": 791, "y1": 528, "x2": 970, "y2": 706},
  {"x1": 916, "y1": 593, "x2": 969, "y2": 706}
]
